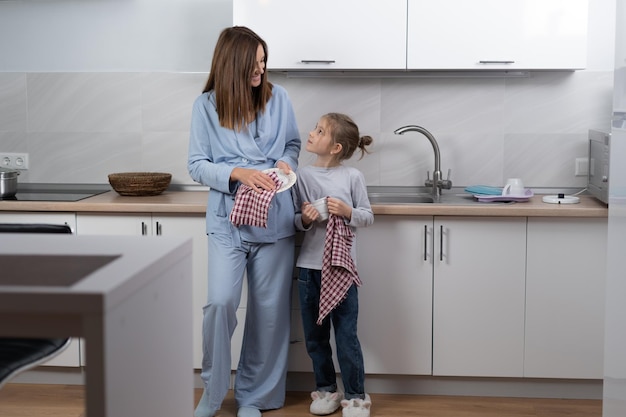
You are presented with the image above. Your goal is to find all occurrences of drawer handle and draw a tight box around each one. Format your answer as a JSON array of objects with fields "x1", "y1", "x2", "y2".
[
  {"x1": 300, "y1": 60, "x2": 336, "y2": 64},
  {"x1": 424, "y1": 225, "x2": 428, "y2": 261},
  {"x1": 479, "y1": 60, "x2": 515, "y2": 64},
  {"x1": 439, "y1": 225, "x2": 444, "y2": 262}
]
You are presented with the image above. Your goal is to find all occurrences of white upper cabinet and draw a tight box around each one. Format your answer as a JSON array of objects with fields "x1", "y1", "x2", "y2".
[
  {"x1": 407, "y1": 0, "x2": 589, "y2": 70},
  {"x1": 233, "y1": 0, "x2": 407, "y2": 70},
  {"x1": 234, "y1": 0, "x2": 588, "y2": 71}
]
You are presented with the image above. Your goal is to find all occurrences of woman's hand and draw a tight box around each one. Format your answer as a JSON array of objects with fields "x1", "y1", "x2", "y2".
[
  {"x1": 327, "y1": 197, "x2": 352, "y2": 221},
  {"x1": 231, "y1": 167, "x2": 276, "y2": 193}
]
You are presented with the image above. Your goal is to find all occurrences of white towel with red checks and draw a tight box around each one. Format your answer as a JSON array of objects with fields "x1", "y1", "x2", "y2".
[
  {"x1": 229, "y1": 171, "x2": 282, "y2": 228},
  {"x1": 317, "y1": 214, "x2": 362, "y2": 325}
]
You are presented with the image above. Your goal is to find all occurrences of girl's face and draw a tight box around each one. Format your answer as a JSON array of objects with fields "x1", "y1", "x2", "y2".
[
  {"x1": 306, "y1": 118, "x2": 336, "y2": 156},
  {"x1": 251, "y1": 43, "x2": 265, "y2": 87}
]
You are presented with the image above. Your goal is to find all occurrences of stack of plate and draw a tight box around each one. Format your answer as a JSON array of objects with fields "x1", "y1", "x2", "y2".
[{"x1": 464, "y1": 185, "x2": 533, "y2": 202}]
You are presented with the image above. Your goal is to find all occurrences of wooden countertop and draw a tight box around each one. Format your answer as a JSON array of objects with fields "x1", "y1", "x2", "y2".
[
  {"x1": 0, "y1": 190, "x2": 210, "y2": 214},
  {"x1": 372, "y1": 194, "x2": 608, "y2": 217},
  {"x1": 0, "y1": 190, "x2": 608, "y2": 217}
]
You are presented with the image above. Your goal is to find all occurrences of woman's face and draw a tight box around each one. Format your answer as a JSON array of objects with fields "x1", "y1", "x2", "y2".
[{"x1": 251, "y1": 43, "x2": 265, "y2": 87}]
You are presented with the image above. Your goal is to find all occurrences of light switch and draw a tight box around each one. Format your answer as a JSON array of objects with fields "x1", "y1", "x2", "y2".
[{"x1": 575, "y1": 157, "x2": 588, "y2": 177}]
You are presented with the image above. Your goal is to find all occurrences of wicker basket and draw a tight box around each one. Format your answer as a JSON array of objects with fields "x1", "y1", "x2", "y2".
[{"x1": 108, "y1": 172, "x2": 172, "y2": 196}]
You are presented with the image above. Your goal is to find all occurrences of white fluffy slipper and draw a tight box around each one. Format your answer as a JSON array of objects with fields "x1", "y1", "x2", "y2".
[
  {"x1": 310, "y1": 390, "x2": 343, "y2": 415},
  {"x1": 341, "y1": 393, "x2": 371, "y2": 417}
]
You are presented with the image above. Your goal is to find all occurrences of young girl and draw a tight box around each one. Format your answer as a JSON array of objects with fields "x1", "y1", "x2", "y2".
[{"x1": 293, "y1": 113, "x2": 374, "y2": 417}]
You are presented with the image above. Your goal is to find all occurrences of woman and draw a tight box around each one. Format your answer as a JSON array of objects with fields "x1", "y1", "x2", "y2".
[{"x1": 188, "y1": 26, "x2": 301, "y2": 417}]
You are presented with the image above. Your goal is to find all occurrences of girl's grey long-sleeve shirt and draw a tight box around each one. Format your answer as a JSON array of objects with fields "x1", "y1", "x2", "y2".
[{"x1": 293, "y1": 164, "x2": 374, "y2": 270}]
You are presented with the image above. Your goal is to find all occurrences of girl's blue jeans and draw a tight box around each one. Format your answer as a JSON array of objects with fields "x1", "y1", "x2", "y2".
[{"x1": 297, "y1": 268, "x2": 365, "y2": 400}]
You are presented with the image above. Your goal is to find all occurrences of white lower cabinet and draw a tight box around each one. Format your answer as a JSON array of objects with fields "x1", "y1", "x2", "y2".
[
  {"x1": 288, "y1": 286, "x2": 315, "y2": 372},
  {"x1": 288, "y1": 232, "x2": 316, "y2": 372},
  {"x1": 76, "y1": 212, "x2": 209, "y2": 369},
  {"x1": 356, "y1": 216, "x2": 433, "y2": 375},
  {"x1": 290, "y1": 216, "x2": 433, "y2": 376},
  {"x1": 0, "y1": 211, "x2": 76, "y2": 232},
  {"x1": 0, "y1": 211, "x2": 81, "y2": 367},
  {"x1": 524, "y1": 217, "x2": 607, "y2": 379},
  {"x1": 2, "y1": 210, "x2": 609, "y2": 381},
  {"x1": 432, "y1": 217, "x2": 527, "y2": 377},
  {"x1": 356, "y1": 215, "x2": 605, "y2": 379},
  {"x1": 357, "y1": 216, "x2": 527, "y2": 377},
  {"x1": 76, "y1": 212, "x2": 152, "y2": 236}
]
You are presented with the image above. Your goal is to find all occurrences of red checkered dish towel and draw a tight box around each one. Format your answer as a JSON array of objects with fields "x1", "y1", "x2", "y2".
[
  {"x1": 317, "y1": 213, "x2": 363, "y2": 325},
  {"x1": 229, "y1": 170, "x2": 282, "y2": 228}
]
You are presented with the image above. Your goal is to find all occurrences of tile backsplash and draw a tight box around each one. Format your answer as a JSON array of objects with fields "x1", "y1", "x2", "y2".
[{"x1": 0, "y1": 69, "x2": 613, "y2": 189}]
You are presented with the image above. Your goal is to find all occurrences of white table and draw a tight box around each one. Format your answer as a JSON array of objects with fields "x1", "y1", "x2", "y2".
[{"x1": 0, "y1": 234, "x2": 194, "y2": 417}]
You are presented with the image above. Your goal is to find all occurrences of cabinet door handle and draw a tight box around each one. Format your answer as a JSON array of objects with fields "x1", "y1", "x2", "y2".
[
  {"x1": 423, "y1": 225, "x2": 428, "y2": 261},
  {"x1": 156, "y1": 222, "x2": 162, "y2": 236},
  {"x1": 439, "y1": 225, "x2": 444, "y2": 262},
  {"x1": 300, "y1": 60, "x2": 336, "y2": 64},
  {"x1": 479, "y1": 60, "x2": 515, "y2": 64},
  {"x1": 141, "y1": 221, "x2": 147, "y2": 236}
]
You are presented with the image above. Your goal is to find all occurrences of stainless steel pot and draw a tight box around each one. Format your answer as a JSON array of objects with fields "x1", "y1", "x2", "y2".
[{"x1": 0, "y1": 168, "x2": 19, "y2": 198}]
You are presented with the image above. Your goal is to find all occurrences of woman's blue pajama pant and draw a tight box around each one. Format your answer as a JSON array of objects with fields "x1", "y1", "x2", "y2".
[{"x1": 198, "y1": 233, "x2": 294, "y2": 411}]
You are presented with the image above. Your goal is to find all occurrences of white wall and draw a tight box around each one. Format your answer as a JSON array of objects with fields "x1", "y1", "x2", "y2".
[
  {"x1": 0, "y1": 0, "x2": 618, "y2": 189},
  {"x1": 0, "y1": 0, "x2": 231, "y2": 72}
]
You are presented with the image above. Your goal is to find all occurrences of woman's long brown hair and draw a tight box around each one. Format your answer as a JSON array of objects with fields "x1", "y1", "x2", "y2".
[{"x1": 203, "y1": 26, "x2": 273, "y2": 131}]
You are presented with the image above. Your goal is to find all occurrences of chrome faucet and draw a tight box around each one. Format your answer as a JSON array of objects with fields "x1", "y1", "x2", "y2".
[{"x1": 394, "y1": 125, "x2": 452, "y2": 200}]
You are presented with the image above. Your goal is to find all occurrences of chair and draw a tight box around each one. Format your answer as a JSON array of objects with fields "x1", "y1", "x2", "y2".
[{"x1": 0, "y1": 223, "x2": 73, "y2": 389}]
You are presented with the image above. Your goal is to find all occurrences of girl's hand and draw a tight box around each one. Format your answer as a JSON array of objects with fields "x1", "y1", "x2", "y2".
[
  {"x1": 301, "y1": 202, "x2": 319, "y2": 226},
  {"x1": 327, "y1": 197, "x2": 352, "y2": 221},
  {"x1": 231, "y1": 167, "x2": 276, "y2": 193}
]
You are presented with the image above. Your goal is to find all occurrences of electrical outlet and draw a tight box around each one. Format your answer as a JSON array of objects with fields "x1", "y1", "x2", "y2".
[
  {"x1": 575, "y1": 157, "x2": 588, "y2": 177},
  {"x1": 0, "y1": 153, "x2": 29, "y2": 170}
]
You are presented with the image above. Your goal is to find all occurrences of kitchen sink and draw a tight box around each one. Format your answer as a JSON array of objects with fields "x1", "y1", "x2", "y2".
[
  {"x1": 367, "y1": 186, "x2": 501, "y2": 205},
  {"x1": 368, "y1": 193, "x2": 435, "y2": 204}
]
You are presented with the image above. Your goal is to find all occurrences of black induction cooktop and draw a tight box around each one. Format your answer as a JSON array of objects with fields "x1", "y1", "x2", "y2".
[{"x1": 0, "y1": 185, "x2": 109, "y2": 202}]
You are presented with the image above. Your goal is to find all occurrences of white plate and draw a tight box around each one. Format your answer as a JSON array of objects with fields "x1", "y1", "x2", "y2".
[
  {"x1": 542, "y1": 195, "x2": 580, "y2": 204},
  {"x1": 262, "y1": 168, "x2": 297, "y2": 193}
]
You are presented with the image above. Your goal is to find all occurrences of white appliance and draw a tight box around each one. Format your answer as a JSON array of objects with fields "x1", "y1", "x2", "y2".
[
  {"x1": 588, "y1": 128, "x2": 611, "y2": 204},
  {"x1": 603, "y1": 1, "x2": 626, "y2": 416}
]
